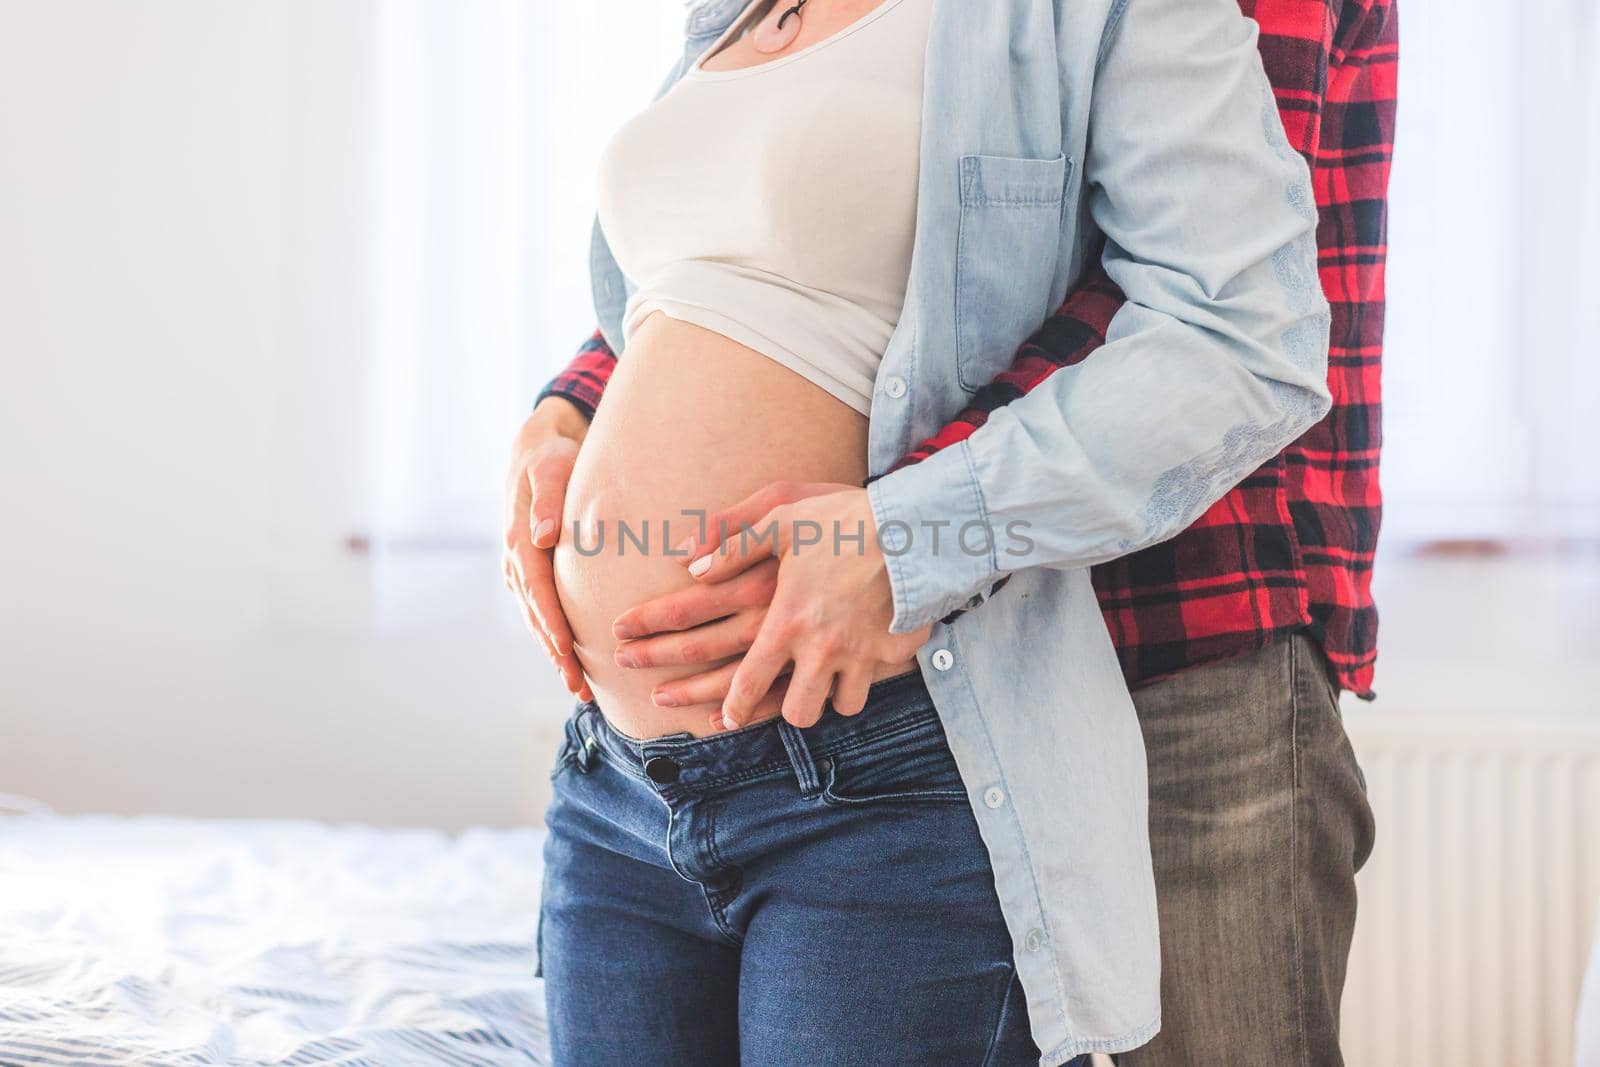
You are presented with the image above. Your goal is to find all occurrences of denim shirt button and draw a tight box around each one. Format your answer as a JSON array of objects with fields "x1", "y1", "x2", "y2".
[
  {"x1": 883, "y1": 375, "x2": 907, "y2": 399},
  {"x1": 930, "y1": 648, "x2": 954, "y2": 671},
  {"x1": 983, "y1": 786, "x2": 1006, "y2": 809},
  {"x1": 1024, "y1": 928, "x2": 1046, "y2": 953}
]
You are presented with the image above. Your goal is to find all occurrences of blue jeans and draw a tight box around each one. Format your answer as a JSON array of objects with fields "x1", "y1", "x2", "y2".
[{"x1": 539, "y1": 670, "x2": 1078, "y2": 1066}]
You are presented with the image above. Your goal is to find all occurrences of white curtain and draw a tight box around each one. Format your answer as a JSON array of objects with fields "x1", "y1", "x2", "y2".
[
  {"x1": 1383, "y1": 0, "x2": 1600, "y2": 542},
  {"x1": 1581, "y1": 916, "x2": 1600, "y2": 1066},
  {"x1": 371, "y1": 0, "x2": 686, "y2": 551},
  {"x1": 373, "y1": 0, "x2": 1600, "y2": 551}
]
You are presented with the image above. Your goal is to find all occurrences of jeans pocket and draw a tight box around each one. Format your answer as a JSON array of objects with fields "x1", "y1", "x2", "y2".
[{"x1": 818, "y1": 721, "x2": 969, "y2": 806}]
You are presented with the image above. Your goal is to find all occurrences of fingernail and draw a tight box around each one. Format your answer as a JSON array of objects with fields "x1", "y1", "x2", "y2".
[
  {"x1": 652, "y1": 690, "x2": 679, "y2": 708},
  {"x1": 688, "y1": 554, "x2": 712, "y2": 577},
  {"x1": 614, "y1": 649, "x2": 638, "y2": 668},
  {"x1": 612, "y1": 620, "x2": 638, "y2": 641},
  {"x1": 533, "y1": 518, "x2": 556, "y2": 544}
]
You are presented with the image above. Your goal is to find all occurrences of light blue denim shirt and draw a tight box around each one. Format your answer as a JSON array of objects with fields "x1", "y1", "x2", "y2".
[{"x1": 585, "y1": 0, "x2": 1331, "y2": 1059}]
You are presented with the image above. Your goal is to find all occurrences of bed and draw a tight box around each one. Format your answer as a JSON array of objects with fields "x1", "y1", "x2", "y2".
[{"x1": 0, "y1": 815, "x2": 550, "y2": 1066}]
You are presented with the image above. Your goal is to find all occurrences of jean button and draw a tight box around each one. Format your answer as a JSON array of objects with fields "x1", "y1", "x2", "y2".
[
  {"x1": 983, "y1": 786, "x2": 1006, "y2": 809},
  {"x1": 644, "y1": 756, "x2": 681, "y2": 784},
  {"x1": 930, "y1": 648, "x2": 954, "y2": 672},
  {"x1": 884, "y1": 375, "x2": 907, "y2": 399}
]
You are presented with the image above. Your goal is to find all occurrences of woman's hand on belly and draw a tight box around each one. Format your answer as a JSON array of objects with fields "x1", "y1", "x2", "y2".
[{"x1": 613, "y1": 481, "x2": 930, "y2": 731}]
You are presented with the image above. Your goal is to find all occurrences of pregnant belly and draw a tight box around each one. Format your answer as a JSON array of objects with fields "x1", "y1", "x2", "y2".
[{"x1": 552, "y1": 313, "x2": 913, "y2": 740}]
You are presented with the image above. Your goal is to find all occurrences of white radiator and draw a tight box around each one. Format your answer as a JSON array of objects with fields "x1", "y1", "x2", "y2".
[{"x1": 1341, "y1": 713, "x2": 1600, "y2": 1067}]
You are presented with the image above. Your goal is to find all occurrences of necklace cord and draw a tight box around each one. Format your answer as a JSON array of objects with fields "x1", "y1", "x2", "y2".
[{"x1": 776, "y1": 0, "x2": 808, "y2": 32}]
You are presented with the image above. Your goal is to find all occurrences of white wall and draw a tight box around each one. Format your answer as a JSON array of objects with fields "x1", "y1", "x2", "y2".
[
  {"x1": 1382, "y1": 0, "x2": 1600, "y2": 541},
  {"x1": 0, "y1": 1, "x2": 608, "y2": 829}
]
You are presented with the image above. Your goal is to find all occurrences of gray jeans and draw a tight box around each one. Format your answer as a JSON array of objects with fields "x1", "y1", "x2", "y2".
[{"x1": 1115, "y1": 633, "x2": 1376, "y2": 1067}]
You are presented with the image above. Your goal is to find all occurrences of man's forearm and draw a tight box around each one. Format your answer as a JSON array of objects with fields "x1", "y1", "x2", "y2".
[
  {"x1": 516, "y1": 393, "x2": 592, "y2": 458},
  {"x1": 536, "y1": 328, "x2": 617, "y2": 422},
  {"x1": 886, "y1": 265, "x2": 1125, "y2": 476}
]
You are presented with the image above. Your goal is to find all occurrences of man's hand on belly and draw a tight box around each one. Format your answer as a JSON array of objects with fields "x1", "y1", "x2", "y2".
[
  {"x1": 611, "y1": 481, "x2": 930, "y2": 731},
  {"x1": 501, "y1": 399, "x2": 592, "y2": 701}
]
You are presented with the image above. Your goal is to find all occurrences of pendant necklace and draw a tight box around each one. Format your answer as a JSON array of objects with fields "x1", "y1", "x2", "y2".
[{"x1": 751, "y1": 0, "x2": 810, "y2": 54}]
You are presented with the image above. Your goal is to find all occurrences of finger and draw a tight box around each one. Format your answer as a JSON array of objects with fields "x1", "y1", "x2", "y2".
[
  {"x1": 526, "y1": 441, "x2": 578, "y2": 549},
  {"x1": 561, "y1": 652, "x2": 593, "y2": 703},
  {"x1": 688, "y1": 506, "x2": 793, "y2": 585},
  {"x1": 780, "y1": 657, "x2": 835, "y2": 730},
  {"x1": 515, "y1": 545, "x2": 575, "y2": 657},
  {"x1": 674, "y1": 483, "x2": 801, "y2": 564},
  {"x1": 612, "y1": 565, "x2": 764, "y2": 641},
  {"x1": 502, "y1": 560, "x2": 525, "y2": 612},
  {"x1": 651, "y1": 660, "x2": 741, "y2": 709},
  {"x1": 738, "y1": 680, "x2": 790, "y2": 730},
  {"x1": 616, "y1": 613, "x2": 760, "y2": 670},
  {"x1": 505, "y1": 550, "x2": 588, "y2": 700},
  {"x1": 503, "y1": 459, "x2": 533, "y2": 537},
  {"x1": 505, "y1": 537, "x2": 556, "y2": 646},
  {"x1": 529, "y1": 510, "x2": 558, "y2": 552},
  {"x1": 534, "y1": 613, "x2": 587, "y2": 699},
  {"x1": 719, "y1": 628, "x2": 792, "y2": 729},
  {"x1": 829, "y1": 665, "x2": 874, "y2": 717},
  {"x1": 708, "y1": 687, "x2": 785, "y2": 733},
  {"x1": 752, "y1": 674, "x2": 791, "y2": 724},
  {"x1": 518, "y1": 579, "x2": 563, "y2": 662},
  {"x1": 509, "y1": 550, "x2": 555, "y2": 656},
  {"x1": 508, "y1": 556, "x2": 553, "y2": 655}
]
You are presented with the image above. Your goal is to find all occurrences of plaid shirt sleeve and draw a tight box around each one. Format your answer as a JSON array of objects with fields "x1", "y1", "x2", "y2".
[
  {"x1": 886, "y1": 262, "x2": 1126, "y2": 473},
  {"x1": 535, "y1": 329, "x2": 618, "y2": 421}
]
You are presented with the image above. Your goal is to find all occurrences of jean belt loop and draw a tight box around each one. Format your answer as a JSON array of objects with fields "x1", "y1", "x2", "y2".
[
  {"x1": 776, "y1": 720, "x2": 822, "y2": 798},
  {"x1": 573, "y1": 706, "x2": 599, "y2": 773}
]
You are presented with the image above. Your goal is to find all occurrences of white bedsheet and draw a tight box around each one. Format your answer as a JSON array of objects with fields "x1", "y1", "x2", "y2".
[{"x1": 0, "y1": 815, "x2": 548, "y2": 1066}]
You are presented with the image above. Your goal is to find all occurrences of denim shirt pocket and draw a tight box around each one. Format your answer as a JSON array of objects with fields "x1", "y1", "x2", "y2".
[{"x1": 953, "y1": 153, "x2": 1072, "y2": 393}]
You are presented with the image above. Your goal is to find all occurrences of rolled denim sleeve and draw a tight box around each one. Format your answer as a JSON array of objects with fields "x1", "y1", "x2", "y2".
[
  {"x1": 870, "y1": 0, "x2": 1332, "y2": 633},
  {"x1": 867, "y1": 440, "x2": 998, "y2": 628}
]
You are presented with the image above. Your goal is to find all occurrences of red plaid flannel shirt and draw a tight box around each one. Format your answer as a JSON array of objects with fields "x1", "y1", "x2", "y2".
[{"x1": 537, "y1": 0, "x2": 1397, "y2": 698}]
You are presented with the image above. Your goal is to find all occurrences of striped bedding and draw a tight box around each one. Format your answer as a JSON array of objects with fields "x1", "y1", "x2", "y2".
[{"x1": 0, "y1": 815, "x2": 549, "y2": 1066}]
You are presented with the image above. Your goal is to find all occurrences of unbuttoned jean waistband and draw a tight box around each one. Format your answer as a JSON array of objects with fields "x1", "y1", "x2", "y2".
[{"x1": 569, "y1": 667, "x2": 939, "y2": 794}]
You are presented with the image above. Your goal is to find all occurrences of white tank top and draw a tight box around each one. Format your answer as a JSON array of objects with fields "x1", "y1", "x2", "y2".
[{"x1": 595, "y1": 0, "x2": 932, "y2": 415}]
